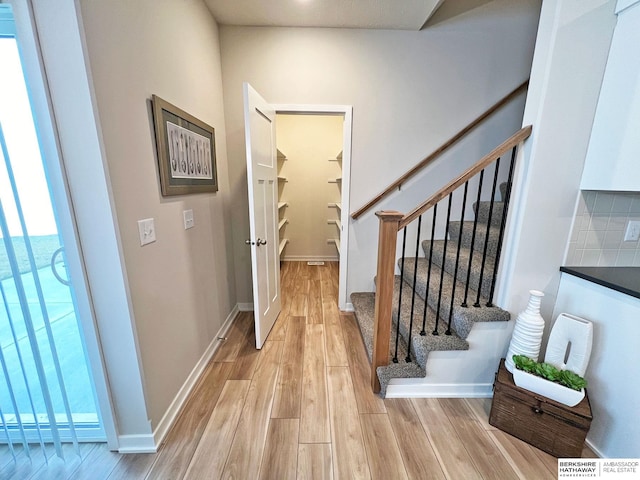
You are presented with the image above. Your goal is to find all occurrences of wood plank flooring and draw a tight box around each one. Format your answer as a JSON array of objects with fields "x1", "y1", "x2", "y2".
[{"x1": 0, "y1": 261, "x2": 596, "y2": 479}]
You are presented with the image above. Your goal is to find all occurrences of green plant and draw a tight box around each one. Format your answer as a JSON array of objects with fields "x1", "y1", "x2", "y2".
[
  {"x1": 512, "y1": 355, "x2": 587, "y2": 391},
  {"x1": 534, "y1": 362, "x2": 561, "y2": 382},
  {"x1": 559, "y1": 370, "x2": 588, "y2": 391},
  {"x1": 512, "y1": 354, "x2": 537, "y2": 373}
]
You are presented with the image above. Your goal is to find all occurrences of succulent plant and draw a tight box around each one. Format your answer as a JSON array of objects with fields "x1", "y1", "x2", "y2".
[
  {"x1": 534, "y1": 362, "x2": 561, "y2": 382},
  {"x1": 559, "y1": 370, "x2": 588, "y2": 391},
  {"x1": 512, "y1": 355, "x2": 587, "y2": 391},
  {"x1": 512, "y1": 354, "x2": 537, "y2": 373}
]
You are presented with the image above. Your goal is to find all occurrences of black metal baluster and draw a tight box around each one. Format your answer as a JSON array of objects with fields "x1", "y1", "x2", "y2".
[
  {"x1": 487, "y1": 146, "x2": 518, "y2": 307},
  {"x1": 434, "y1": 194, "x2": 453, "y2": 335},
  {"x1": 393, "y1": 227, "x2": 408, "y2": 363},
  {"x1": 420, "y1": 205, "x2": 437, "y2": 336},
  {"x1": 462, "y1": 170, "x2": 484, "y2": 307},
  {"x1": 474, "y1": 158, "x2": 501, "y2": 308},
  {"x1": 446, "y1": 182, "x2": 469, "y2": 335},
  {"x1": 406, "y1": 216, "x2": 422, "y2": 361}
]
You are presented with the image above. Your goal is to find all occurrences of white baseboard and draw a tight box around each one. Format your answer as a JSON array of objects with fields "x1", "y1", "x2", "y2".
[
  {"x1": 385, "y1": 382, "x2": 494, "y2": 398},
  {"x1": 281, "y1": 256, "x2": 339, "y2": 262},
  {"x1": 237, "y1": 302, "x2": 254, "y2": 312},
  {"x1": 146, "y1": 305, "x2": 240, "y2": 452},
  {"x1": 343, "y1": 302, "x2": 354, "y2": 312},
  {"x1": 585, "y1": 439, "x2": 604, "y2": 458},
  {"x1": 117, "y1": 434, "x2": 157, "y2": 454}
]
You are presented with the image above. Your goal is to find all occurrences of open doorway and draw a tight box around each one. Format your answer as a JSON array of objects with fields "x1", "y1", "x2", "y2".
[{"x1": 273, "y1": 107, "x2": 352, "y2": 310}]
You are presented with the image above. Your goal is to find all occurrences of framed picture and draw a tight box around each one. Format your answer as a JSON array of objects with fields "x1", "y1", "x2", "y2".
[{"x1": 151, "y1": 95, "x2": 217, "y2": 196}]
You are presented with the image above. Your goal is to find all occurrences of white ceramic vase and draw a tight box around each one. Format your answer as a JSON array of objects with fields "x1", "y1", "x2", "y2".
[
  {"x1": 505, "y1": 290, "x2": 545, "y2": 373},
  {"x1": 544, "y1": 313, "x2": 593, "y2": 377}
]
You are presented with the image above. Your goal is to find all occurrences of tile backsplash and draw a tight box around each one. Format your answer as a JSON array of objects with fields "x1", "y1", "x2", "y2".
[{"x1": 566, "y1": 191, "x2": 640, "y2": 267}]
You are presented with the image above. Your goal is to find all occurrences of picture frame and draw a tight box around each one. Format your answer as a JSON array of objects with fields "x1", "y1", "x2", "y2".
[{"x1": 151, "y1": 95, "x2": 217, "y2": 196}]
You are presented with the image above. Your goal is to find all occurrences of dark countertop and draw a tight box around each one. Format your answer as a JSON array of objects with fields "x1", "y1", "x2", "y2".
[{"x1": 560, "y1": 266, "x2": 640, "y2": 300}]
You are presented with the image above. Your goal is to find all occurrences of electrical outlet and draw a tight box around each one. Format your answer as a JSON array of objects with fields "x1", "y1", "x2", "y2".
[
  {"x1": 138, "y1": 218, "x2": 156, "y2": 246},
  {"x1": 183, "y1": 209, "x2": 194, "y2": 229},
  {"x1": 624, "y1": 220, "x2": 640, "y2": 242}
]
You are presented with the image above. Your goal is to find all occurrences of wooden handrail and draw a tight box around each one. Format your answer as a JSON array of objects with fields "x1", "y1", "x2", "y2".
[
  {"x1": 351, "y1": 80, "x2": 529, "y2": 220},
  {"x1": 398, "y1": 125, "x2": 532, "y2": 229}
]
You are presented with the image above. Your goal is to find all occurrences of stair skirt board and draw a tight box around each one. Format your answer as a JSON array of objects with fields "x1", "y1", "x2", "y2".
[{"x1": 385, "y1": 320, "x2": 513, "y2": 398}]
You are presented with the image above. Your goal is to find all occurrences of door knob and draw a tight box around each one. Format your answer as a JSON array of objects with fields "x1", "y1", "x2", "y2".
[
  {"x1": 256, "y1": 238, "x2": 267, "y2": 246},
  {"x1": 245, "y1": 239, "x2": 255, "y2": 245}
]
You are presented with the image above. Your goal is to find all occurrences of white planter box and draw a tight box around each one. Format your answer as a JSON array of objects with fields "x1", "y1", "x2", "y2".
[{"x1": 513, "y1": 368, "x2": 585, "y2": 407}]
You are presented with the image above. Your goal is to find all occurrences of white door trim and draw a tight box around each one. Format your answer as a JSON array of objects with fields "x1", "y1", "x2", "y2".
[{"x1": 272, "y1": 104, "x2": 352, "y2": 310}]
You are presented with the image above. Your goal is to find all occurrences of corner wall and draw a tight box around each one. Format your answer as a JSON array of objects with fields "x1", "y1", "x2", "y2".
[
  {"x1": 77, "y1": 0, "x2": 235, "y2": 435},
  {"x1": 220, "y1": 0, "x2": 542, "y2": 307},
  {"x1": 498, "y1": 0, "x2": 617, "y2": 319}
]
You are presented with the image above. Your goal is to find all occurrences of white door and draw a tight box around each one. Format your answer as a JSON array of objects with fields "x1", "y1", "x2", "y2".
[{"x1": 243, "y1": 83, "x2": 281, "y2": 348}]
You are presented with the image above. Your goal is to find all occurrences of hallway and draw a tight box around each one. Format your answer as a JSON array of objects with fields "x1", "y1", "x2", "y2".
[{"x1": 0, "y1": 261, "x2": 594, "y2": 479}]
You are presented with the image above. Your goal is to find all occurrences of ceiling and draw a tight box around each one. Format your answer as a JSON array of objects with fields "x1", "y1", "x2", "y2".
[{"x1": 204, "y1": 0, "x2": 446, "y2": 31}]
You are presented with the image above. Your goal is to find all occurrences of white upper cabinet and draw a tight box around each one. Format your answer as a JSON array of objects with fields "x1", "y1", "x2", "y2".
[{"x1": 581, "y1": 1, "x2": 640, "y2": 191}]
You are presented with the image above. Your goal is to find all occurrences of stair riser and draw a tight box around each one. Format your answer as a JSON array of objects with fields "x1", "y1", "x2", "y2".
[
  {"x1": 499, "y1": 182, "x2": 508, "y2": 201},
  {"x1": 447, "y1": 221, "x2": 501, "y2": 257},
  {"x1": 399, "y1": 259, "x2": 510, "y2": 340},
  {"x1": 389, "y1": 276, "x2": 467, "y2": 358},
  {"x1": 474, "y1": 201, "x2": 505, "y2": 227},
  {"x1": 426, "y1": 241, "x2": 496, "y2": 299}
]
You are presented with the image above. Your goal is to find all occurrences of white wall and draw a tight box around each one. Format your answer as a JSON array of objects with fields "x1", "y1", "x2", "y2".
[
  {"x1": 553, "y1": 274, "x2": 640, "y2": 457},
  {"x1": 77, "y1": 0, "x2": 235, "y2": 438},
  {"x1": 220, "y1": 0, "x2": 542, "y2": 306},
  {"x1": 276, "y1": 114, "x2": 343, "y2": 261},
  {"x1": 498, "y1": 0, "x2": 618, "y2": 320}
]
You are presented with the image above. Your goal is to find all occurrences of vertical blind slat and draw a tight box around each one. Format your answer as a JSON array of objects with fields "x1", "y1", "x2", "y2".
[{"x1": 0, "y1": 123, "x2": 79, "y2": 459}]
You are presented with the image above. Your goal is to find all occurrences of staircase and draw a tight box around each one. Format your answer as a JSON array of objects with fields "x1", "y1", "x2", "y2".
[{"x1": 349, "y1": 126, "x2": 533, "y2": 396}]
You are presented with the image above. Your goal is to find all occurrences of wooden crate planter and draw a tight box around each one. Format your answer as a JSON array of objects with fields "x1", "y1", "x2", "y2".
[{"x1": 489, "y1": 359, "x2": 592, "y2": 458}]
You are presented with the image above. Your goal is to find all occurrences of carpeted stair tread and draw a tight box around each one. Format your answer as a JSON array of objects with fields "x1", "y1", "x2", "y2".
[
  {"x1": 351, "y1": 292, "x2": 413, "y2": 364},
  {"x1": 389, "y1": 276, "x2": 468, "y2": 367},
  {"x1": 448, "y1": 221, "x2": 501, "y2": 257},
  {"x1": 425, "y1": 240, "x2": 496, "y2": 298},
  {"x1": 377, "y1": 362, "x2": 425, "y2": 397},
  {"x1": 474, "y1": 200, "x2": 505, "y2": 227},
  {"x1": 399, "y1": 257, "x2": 510, "y2": 339},
  {"x1": 351, "y1": 291, "x2": 425, "y2": 396}
]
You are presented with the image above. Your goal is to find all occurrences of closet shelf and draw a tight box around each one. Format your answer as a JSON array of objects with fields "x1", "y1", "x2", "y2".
[
  {"x1": 279, "y1": 238, "x2": 289, "y2": 255},
  {"x1": 328, "y1": 202, "x2": 342, "y2": 210},
  {"x1": 328, "y1": 238, "x2": 340, "y2": 254},
  {"x1": 328, "y1": 219, "x2": 342, "y2": 230},
  {"x1": 278, "y1": 202, "x2": 288, "y2": 210},
  {"x1": 328, "y1": 178, "x2": 342, "y2": 184},
  {"x1": 278, "y1": 176, "x2": 287, "y2": 182},
  {"x1": 279, "y1": 218, "x2": 288, "y2": 230}
]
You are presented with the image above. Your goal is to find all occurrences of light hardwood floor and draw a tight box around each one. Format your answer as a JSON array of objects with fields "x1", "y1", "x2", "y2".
[{"x1": 0, "y1": 261, "x2": 595, "y2": 479}]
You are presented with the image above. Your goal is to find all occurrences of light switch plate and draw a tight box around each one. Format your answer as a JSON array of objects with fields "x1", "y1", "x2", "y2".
[
  {"x1": 183, "y1": 209, "x2": 194, "y2": 229},
  {"x1": 624, "y1": 220, "x2": 640, "y2": 242},
  {"x1": 138, "y1": 218, "x2": 156, "y2": 246}
]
